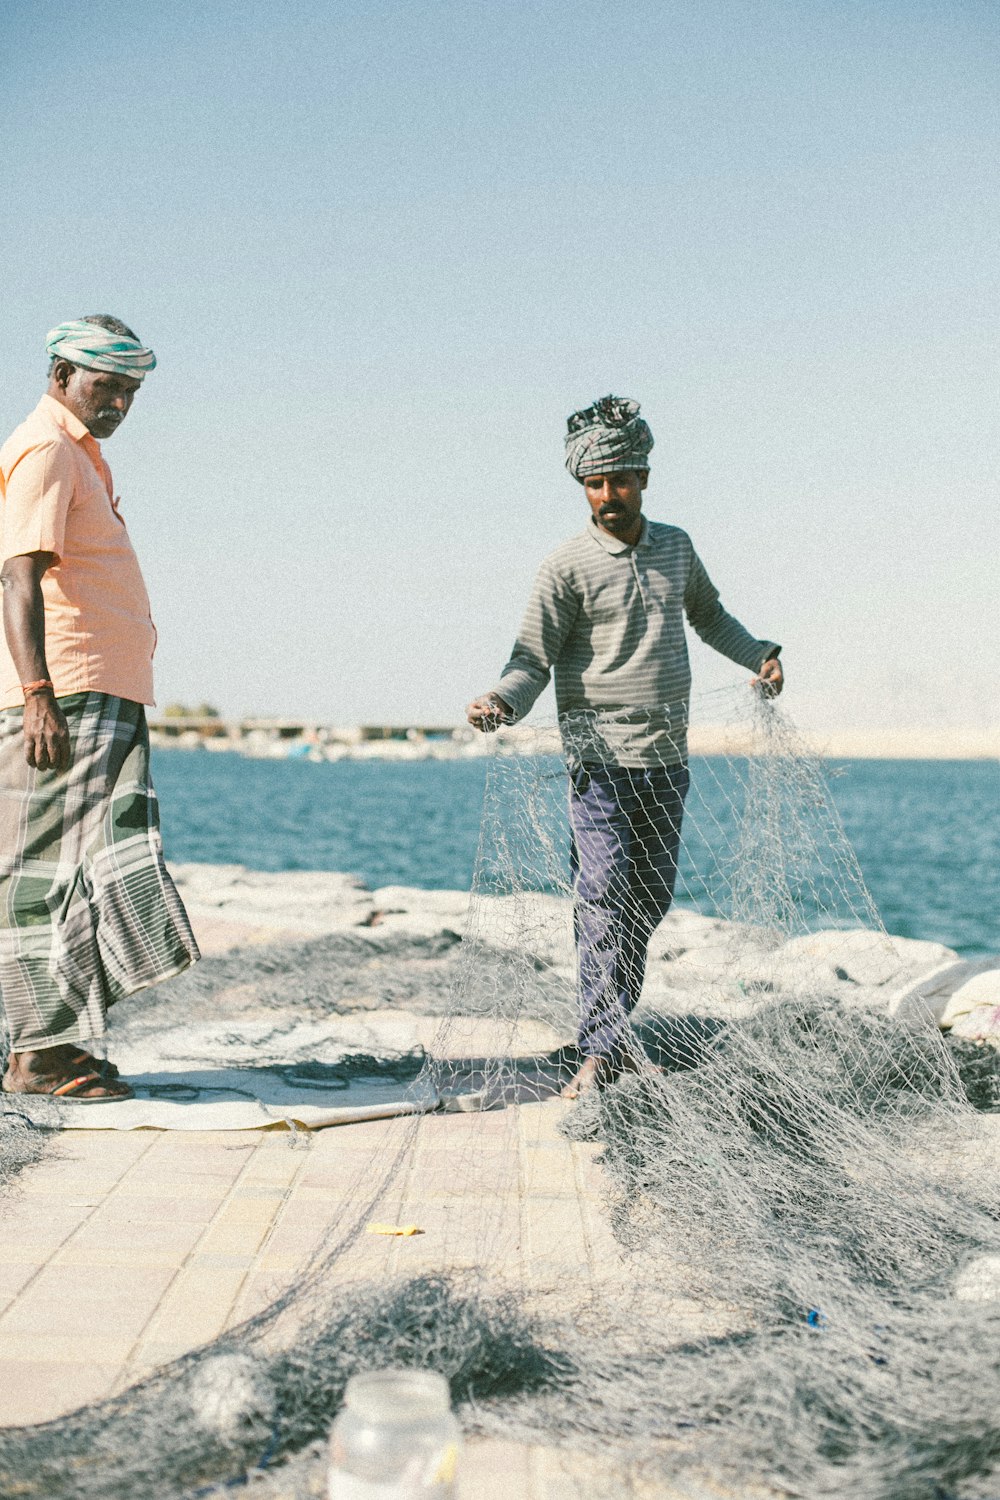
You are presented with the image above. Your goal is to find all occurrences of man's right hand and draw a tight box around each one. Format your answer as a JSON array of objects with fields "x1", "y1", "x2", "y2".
[
  {"x1": 23, "y1": 690, "x2": 71, "y2": 772},
  {"x1": 466, "y1": 693, "x2": 515, "y2": 733}
]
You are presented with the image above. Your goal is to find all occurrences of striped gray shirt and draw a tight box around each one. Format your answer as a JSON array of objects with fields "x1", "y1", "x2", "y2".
[{"x1": 493, "y1": 518, "x2": 780, "y2": 767}]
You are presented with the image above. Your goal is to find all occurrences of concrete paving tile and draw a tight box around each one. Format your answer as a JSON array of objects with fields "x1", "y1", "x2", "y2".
[
  {"x1": 229, "y1": 1269, "x2": 294, "y2": 1321},
  {"x1": 522, "y1": 1260, "x2": 589, "y2": 1294},
  {"x1": 93, "y1": 1193, "x2": 223, "y2": 1225},
  {"x1": 53, "y1": 1216, "x2": 207, "y2": 1267},
  {"x1": 531, "y1": 1445, "x2": 638, "y2": 1498},
  {"x1": 257, "y1": 1238, "x2": 330, "y2": 1272},
  {"x1": 114, "y1": 1176, "x2": 235, "y2": 1200},
  {"x1": 393, "y1": 1209, "x2": 516, "y2": 1271},
  {"x1": 140, "y1": 1130, "x2": 254, "y2": 1149},
  {"x1": 310, "y1": 1120, "x2": 404, "y2": 1149},
  {"x1": 215, "y1": 1192, "x2": 288, "y2": 1226},
  {"x1": 459, "y1": 1439, "x2": 532, "y2": 1498},
  {"x1": 0, "y1": 1224, "x2": 89, "y2": 1259},
  {"x1": 18, "y1": 1165, "x2": 123, "y2": 1195},
  {"x1": 120, "y1": 1163, "x2": 246, "y2": 1191},
  {"x1": 271, "y1": 1196, "x2": 350, "y2": 1230},
  {"x1": 423, "y1": 1115, "x2": 517, "y2": 1144},
  {"x1": 133, "y1": 1147, "x2": 254, "y2": 1177},
  {"x1": 405, "y1": 1163, "x2": 520, "y2": 1198},
  {"x1": 0, "y1": 1261, "x2": 43, "y2": 1310},
  {"x1": 0, "y1": 1331, "x2": 138, "y2": 1365},
  {"x1": 579, "y1": 1197, "x2": 625, "y2": 1272},
  {"x1": 0, "y1": 1244, "x2": 61, "y2": 1266},
  {"x1": 121, "y1": 1341, "x2": 195, "y2": 1380},
  {"x1": 0, "y1": 1200, "x2": 96, "y2": 1236},
  {"x1": 289, "y1": 1181, "x2": 368, "y2": 1204},
  {"x1": 45, "y1": 1135, "x2": 152, "y2": 1165},
  {"x1": 409, "y1": 1146, "x2": 513, "y2": 1174},
  {"x1": 330, "y1": 1238, "x2": 397, "y2": 1274},
  {"x1": 0, "y1": 1359, "x2": 121, "y2": 1424},
  {"x1": 0, "y1": 1263, "x2": 176, "y2": 1340},
  {"x1": 194, "y1": 1221, "x2": 273, "y2": 1259},
  {"x1": 519, "y1": 1103, "x2": 574, "y2": 1143},
  {"x1": 296, "y1": 1167, "x2": 396, "y2": 1198},
  {"x1": 138, "y1": 1263, "x2": 249, "y2": 1339},
  {"x1": 188, "y1": 1252, "x2": 257, "y2": 1269},
  {"x1": 136, "y1": 1134, "x2": 255, "y2": 1158},
  {"x1": 523, "y1": 1197, "x2": 589, "y2": 1262},
  {"x1": 520, "y1": 1152, "x2": 579, "y2": 1200},
  {"x1": 573, "y1": 1157, "x2": 610, "y2": 1200},
  {"x1": 240, "y1": 1155, "x2": 305, "y2": 1187}
]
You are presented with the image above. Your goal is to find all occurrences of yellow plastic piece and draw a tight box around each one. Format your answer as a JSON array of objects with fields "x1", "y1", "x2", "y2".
[
  {"x1": 365, "y1": 1222, "x2": 423, "y2": 1237},
  {"x1": 434, "y1": 1443, "x2": 459, "y2": 1482}
]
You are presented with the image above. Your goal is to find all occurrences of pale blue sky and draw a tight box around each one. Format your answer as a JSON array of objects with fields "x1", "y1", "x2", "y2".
[{"x1": 2, "y1": 0, "x2": 997, "y2": 732}]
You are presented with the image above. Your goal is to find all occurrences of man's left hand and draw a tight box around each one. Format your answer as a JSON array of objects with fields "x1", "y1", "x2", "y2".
[{"x1": 753, "y1": 657, "x2": 784, "y2": 697}]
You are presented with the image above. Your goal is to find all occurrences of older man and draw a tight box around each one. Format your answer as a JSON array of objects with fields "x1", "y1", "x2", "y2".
[
  {"x1": 468, "y1": 396, "x2": 783, "y2": 1097},
  {"x1": 0, "y1": 315, "x2": 199, "y2": 1103}
]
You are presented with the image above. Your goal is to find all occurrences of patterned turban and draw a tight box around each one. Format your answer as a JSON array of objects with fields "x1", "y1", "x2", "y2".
[
  {"x1": 564, "y1": 394, "x2": 653, "y2": 480},
  {"x1": 46, "y1": 320, "x2": 156, "y2": 381}
]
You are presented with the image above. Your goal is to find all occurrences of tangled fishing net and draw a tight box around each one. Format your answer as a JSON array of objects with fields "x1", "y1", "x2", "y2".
[{"x1": 1, "y1": 689, "x2": 998, "y2": 1498}]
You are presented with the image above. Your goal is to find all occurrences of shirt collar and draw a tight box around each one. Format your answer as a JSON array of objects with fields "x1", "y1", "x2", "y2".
[
  {"x1": 37, "y1": 393, "x2": 96, "y2": 446},
  {"x1": 585, "y1": 515, "x2": 650, "y2": 555}
]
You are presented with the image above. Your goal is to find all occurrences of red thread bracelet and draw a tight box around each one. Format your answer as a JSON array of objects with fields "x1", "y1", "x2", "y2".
[{"x1": 21, "y1": 679, "x2": 54, "y2": 695}]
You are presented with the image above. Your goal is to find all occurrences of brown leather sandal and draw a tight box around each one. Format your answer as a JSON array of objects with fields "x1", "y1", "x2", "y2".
[{"x1": 2, "y1": 1052, "x2": 133, "y2": 1103}]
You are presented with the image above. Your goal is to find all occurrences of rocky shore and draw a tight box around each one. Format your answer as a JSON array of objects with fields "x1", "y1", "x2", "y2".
[{"x1": 169, "y1": 863, "x2": 1000, "y2": 1044}]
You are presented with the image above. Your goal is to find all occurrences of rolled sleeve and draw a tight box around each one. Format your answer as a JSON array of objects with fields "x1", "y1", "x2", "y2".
[{"x1": 1, "y1": 442, "x2": 73, "y2": 563}]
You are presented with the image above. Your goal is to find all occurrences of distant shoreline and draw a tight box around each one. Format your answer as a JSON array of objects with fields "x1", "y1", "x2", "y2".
[{"x1": 149, "y1": 716, "x2": 999, "y2": 763}]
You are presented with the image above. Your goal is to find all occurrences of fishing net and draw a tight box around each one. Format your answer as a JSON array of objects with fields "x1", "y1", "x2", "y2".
[
  {"x1": 1, "y1": 689, "x2": 998, "y2": 1499},
  {"x1": 0, "y1": 1036, "x2": 58, "y2": 1197}
]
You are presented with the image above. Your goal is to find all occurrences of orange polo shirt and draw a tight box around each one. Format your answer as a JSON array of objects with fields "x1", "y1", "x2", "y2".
[{"x1": 0, "y1": 395, "x2": 156, "y2": 709}]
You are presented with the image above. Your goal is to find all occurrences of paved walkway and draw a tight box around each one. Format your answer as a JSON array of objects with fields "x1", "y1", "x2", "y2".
[
  {"x1": 0, "y1": 1112, "x2": 636, "y2": 1494},
  {"x1": 0, "y1": 916, "x2": 664, "y2": 1498}
]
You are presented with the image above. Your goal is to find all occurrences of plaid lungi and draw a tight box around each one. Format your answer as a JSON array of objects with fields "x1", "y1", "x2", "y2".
[{"x1": 0, "y1": 692, "x2": 199, "y2": 1050}]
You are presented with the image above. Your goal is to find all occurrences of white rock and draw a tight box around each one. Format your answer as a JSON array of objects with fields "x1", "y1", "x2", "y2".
[
  {"x1": 939, "y1": 969, "x2": 1000, "y2": 1029},
  {"x1": 371, "y1": 886, "x2": 469, "y2": 921},
  {"x1": 954, "y1": 1255, "x2": 1000, "y2": 1302},
  {"x1": 474, "y1": 892, "x2": 574, "y2": 966},
  {"x1": 949, "y1": 1009, "x2": 1000, "y2": 1043},
  {"x1": 879, "y1": 957, "x2": 1000, "y2": 1027},
  {"x1": 774, "y1": 930, "x2": 956, "y2": 990},
  {"x1": 648, "y1": 911, "x2": 737, "y2": 961},
  {"x1": 169, "y1": 863, "x2": 375, "y2": 932},
  {"x1": 188, "y1": 1352, "x2": 275, "y2": 1438},
  {"x1": 364, "y1": 886, "x2": 470, "y2": 942}
]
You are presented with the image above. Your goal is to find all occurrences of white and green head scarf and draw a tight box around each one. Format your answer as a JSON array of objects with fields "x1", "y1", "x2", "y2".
[
  {"x1": 565, "y1": 395, "x2": 653, "y2": 480},
  {"x1": 46, "y1": 320, "x2": 156, "y2": 381}
]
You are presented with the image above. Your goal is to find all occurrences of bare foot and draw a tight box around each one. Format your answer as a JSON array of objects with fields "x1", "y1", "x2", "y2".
[
  {"x1": 561, "y1": 1051, "x2": 663, "y2": 1099},
  {"x1": 619, "y1": 1050, "x2": 663, "y2": 1083},
  {"x1": 561, "y1": 1056, "x2": 599, "y2": 1099}
]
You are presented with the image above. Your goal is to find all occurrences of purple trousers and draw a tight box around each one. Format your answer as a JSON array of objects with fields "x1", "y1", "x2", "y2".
[{"x1": 569, "y1": 764, "x2": 690, "y2": 1060}]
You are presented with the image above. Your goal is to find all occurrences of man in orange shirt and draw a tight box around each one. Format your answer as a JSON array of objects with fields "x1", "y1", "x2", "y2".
[{"x1": 0, "y1": 315, "x2": 199, "y2": 1102}]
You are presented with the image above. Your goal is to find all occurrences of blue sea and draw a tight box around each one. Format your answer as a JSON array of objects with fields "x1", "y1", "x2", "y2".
[{"x1": 152, "y1": 751, "x2": 999, "y2": 959}]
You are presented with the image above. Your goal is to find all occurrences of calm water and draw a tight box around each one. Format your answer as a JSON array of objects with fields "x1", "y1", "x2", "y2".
[{"x1": 152, "y1": 751, "x2": 999, "y2": 958}]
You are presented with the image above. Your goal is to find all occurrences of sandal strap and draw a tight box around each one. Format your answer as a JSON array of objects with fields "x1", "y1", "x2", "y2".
[
  {"x1": 51, "y1": 1072, "x2": 102, "y2": 1098},
  {"x1": 69, "y1": 1051, "x2": 120, "y2": 1077}
]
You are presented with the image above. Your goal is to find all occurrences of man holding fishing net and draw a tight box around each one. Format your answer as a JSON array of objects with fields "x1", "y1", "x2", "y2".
[
  {"x1": 467, "y1": 395, "x2": 783, "y2": 1097},
  {"x1": 0, "y1": 317, "x2": 199, "y2": 1103}
]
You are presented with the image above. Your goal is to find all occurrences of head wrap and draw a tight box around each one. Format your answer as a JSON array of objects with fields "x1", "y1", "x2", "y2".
[
  {"x1": 564, "y1": 394, "x2": 653, "y2": 480},
  {"x1": 45, "y1": 320, "x2": 156, "y2": 381}
]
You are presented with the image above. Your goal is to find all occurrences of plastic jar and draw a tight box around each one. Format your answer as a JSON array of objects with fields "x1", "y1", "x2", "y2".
[{"x1": 328, "y1": 1369, "x2": 461, "y2": 1498}]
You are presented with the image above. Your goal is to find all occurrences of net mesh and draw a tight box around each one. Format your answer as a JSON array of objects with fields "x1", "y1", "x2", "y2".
[{"x1": 0, "y1": 688, "x2": 997, "y2": 1499}]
